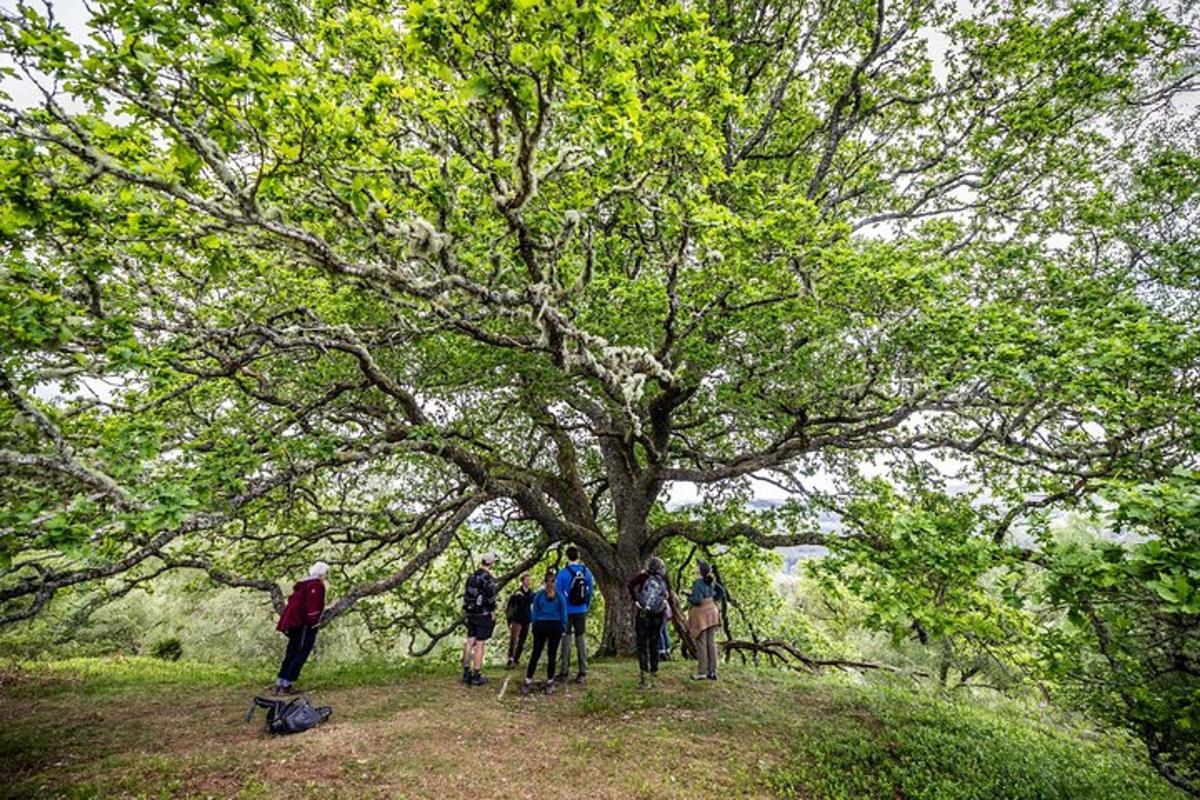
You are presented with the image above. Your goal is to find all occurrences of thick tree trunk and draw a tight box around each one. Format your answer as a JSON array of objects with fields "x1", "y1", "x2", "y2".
[{"x1": 594, "y1": 559, "x2": 640, "y2": 656}]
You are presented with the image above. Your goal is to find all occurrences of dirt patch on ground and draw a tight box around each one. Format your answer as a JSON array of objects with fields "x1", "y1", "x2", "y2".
[{"x1": 2, "y1": 662, "x2": 791, "y2": 799}]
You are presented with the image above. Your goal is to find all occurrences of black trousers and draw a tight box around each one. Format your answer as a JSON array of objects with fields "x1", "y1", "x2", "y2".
[
  {"x1": 278, "y1": 625, "x2": 318, "y2": 683},
  {"x1": 636, "y1": 611, "x2": 665, "y2": 674},
  {"x1": 526, "y1": 620, "x2": 563, "y2": 682}
]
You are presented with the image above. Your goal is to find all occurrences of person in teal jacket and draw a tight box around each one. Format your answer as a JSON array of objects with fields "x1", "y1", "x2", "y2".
[
  {"x1": 555, "y1": 546, "x2": 595, "y2": 684},
  {"x1": 522, "y1": 571, "x2": 569, "y2": 695}
]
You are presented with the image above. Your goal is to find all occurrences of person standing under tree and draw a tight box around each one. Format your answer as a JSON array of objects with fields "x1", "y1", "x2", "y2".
[
  {"x1": 274, "y1": 561, "x2": 329, "y2": 695},
  {"x1": 627, "y1": 556, "x2": 671, "y2": 688},
  {"x1": 521, "y1": 571, "x2": 569, "y2": 695},
  {"x1": 687, "y1": 560, "x2": 725, "y2": 681},
  {"x1": 461, "y1": 553, "x2": 499, "y2": 686},
  {"x1": 555, "y1": 545, "x2": 595, "y2": 685},
  {"x1": 505, "y1": 572, "x2": 533, "y2": 669}
]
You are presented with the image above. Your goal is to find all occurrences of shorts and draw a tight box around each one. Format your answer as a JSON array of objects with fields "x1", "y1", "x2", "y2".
[
  {"x1": 466, "y1": 613, "x2": 495, "y2": 641},
  {"x1": 567, "y1": 613, "x2": 587, "y2": 636}
]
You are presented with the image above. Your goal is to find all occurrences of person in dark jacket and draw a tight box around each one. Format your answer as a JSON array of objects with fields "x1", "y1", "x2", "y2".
[
  {"x1": 462, "y1": 552, "x2": 499, "y2": 686},
  {"x1": 522, "y1": 570, "x2": 569, "y2": 695},
  {"x1": 505, "y1": 572, "x2": 533, "y2": 669},
  {"x1": 687, "y1": 560, "x2": 726, "y2": 681},
  {"x1": 627, "y1": 555, "x2": 671, "y2": 688},
  {"x1": 274, "y1": 561, "x2": 329, "y2": 695}
]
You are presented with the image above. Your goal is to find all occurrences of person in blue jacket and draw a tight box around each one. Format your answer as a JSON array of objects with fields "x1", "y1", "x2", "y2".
[
  {"x1": 555, "y1": 545, "x2": 595, "y2": 684},
  {"x1": 522, "y1": 571, "x2": 569, "y2": 695}
]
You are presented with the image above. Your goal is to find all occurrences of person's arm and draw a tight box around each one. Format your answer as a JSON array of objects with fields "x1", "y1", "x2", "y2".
[
  {"x1": 627, "y1": 573, "x2": 643, "y2": 604},
  {"x1": 556, "y1": 568, "x2": 569, "y2": 598},
  {"x1": 585, "y1": 566, "x2": 595, "y2": 596},
  {"x1": 304, "y1": 581, "x2": 325, "y2": 626},
  {"x1": 688, "y1": 579, "x2": 702, "y2": 607}
]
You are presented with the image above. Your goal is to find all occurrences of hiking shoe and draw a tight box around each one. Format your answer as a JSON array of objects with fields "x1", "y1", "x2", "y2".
[
  {"x1": 543, "y1": 680, "x2": 556, "y2": 695},
  {"x1": 573, "y1": 673, "x2": 586, "y2": 685},
  {"x1": 470, "y1": 672, "x2": 489, "y2": 686},
  {"x1": 520, "y1": 680, "x2": 533, "y2": 696},
  {"x1": 279, "y1": 684, "x2": 300, "y2": 695},
  {"x1": 639, "y1": 671, "x2": 648, "y2": 689},
  {"x1": 707, "y1": 674, "x2": 718, "y2": 681},
  {"x1": 650, "y1": 673, "x2": 659, "y2": 689},
  {"x1": 461, "y1": 668, "x2": 471, "y2": 685}
]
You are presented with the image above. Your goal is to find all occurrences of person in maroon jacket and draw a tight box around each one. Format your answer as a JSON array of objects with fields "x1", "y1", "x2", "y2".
[{"x1": 274, "y1": 561, "x2": 329, "y2": 695}]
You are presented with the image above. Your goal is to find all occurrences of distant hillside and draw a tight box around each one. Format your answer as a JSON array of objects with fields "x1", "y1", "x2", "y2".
[{"x1": 0, "y1": 657, "x2": 1184, "y2": 799}]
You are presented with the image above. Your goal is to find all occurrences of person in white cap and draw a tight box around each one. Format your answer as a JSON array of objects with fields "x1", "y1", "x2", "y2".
[
  {"x1": 461, "y1": 553, "x2": 499, "y2": 686},
  {"x1": 273, "y1": 561, "x2": 329, "y2": 695}
]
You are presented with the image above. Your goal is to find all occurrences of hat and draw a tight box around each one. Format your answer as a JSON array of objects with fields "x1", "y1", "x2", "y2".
[
  {"x1": 308, "y1": 561, "x2": 330, "y2": 579},
  {"x1": 481, "y1": 552, "x2": 499, "y2": 566}
]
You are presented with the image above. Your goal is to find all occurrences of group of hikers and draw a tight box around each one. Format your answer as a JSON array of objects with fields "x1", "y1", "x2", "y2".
[{"x1": 270, "y1": 546, "x2": 725, "y2": 695}]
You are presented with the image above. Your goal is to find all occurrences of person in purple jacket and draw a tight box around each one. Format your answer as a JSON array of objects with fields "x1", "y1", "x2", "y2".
[
  {"x1": 273, "y1": 561, "x2": 329, "y2": 695},
  {"x1": 521, "y1": 571, "x2": 569, "y2": 695}
]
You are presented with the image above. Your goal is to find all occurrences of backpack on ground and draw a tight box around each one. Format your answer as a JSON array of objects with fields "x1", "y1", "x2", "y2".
[
  {"x1": 638, "y1": 573, "x2": 669, "y2": 615},
  {"x1": 567, "y1": 566, "x2": 590, "y2": 606},
  {"x1": 245, "y1": 695, "x2": 332, "y2": 735}
]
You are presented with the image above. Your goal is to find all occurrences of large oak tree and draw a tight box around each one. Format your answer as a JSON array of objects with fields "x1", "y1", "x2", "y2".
[{"x1": 1, "y1": 0, "x2": 1197, "y2": 654}]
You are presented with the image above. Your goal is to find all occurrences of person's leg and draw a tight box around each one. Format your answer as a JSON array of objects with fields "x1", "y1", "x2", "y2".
[
  {"x1": 695, "y1": 628, "x2": 710, "y2": 678},
  {"x1": 573, "y1": 613, "x2": 588, "y2": 678},
  {"x1": 462, "y1": 634, "x2": 476, "y2": 683},
  {"x1": 278, "y1": 627, "x2": 302, "y2": 685},
  {"x1": 546, "y1": 628, "x2": 563, "y2": 683},
  {"x1": 515, "y1": 622, "x2": 529, "y2": 663},
  {"x1": 526, "y1": 623, "x2": 547, "y2": 682},
  {"x1": 707, "y1": 628, "x2": 719, "y2": 678},
  {"x1": 558, "y1": 617, "x2": 572, "y2": 678},
  {"x1": 288, "y1": 626, "x2": 318, "y2": 683},
  {"x1": 647, "y1": 616, "x2": 661, "y2": 676},
  {"x1": 635, "y1": 615, "x2": 651, "y2": 674},
  {"x1": 473, "y1": 639, "x2": 486, "y2": 672},
  {"x1": 507, "y1": 622, "x2": 520, "y2": 665}
]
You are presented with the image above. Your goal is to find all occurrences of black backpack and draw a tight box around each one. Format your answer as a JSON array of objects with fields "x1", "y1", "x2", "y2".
[
  {"x1": 464, "y1": 572, "x2": 485, "y2": 613},
  {"x1": 638, "y1": 573, "x2": 669, "y2": 615},
  {"x1": 567, "y1": 565, "x2": 590, "y2": 606},
  {"x1": 245, "y1": 695, "x2": 333, "y2": 735}
]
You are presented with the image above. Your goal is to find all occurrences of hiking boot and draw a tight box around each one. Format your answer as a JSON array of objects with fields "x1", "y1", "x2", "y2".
[
  {"x1": 639, "y1": 670, "x2": 648, "y2": 689},
  {"x1": 279, "y1": 684, "x2": 300, "y2": 695},
  {"x1": 520, "y1": 680, "x2": 533, "y2": 696},
  {"x1": 461, "y1": 667, "x2": 471, "y2": 685},
  {"x1": 707, "y1": 674, "x2": 718, "y2": 681},
  {"x1": 650, "y1": 672, "x2": 659, "y2": 689},
  {"x1": 543, "y1": 680, "x2": 556, "y2": 695},
  {"x1": 470, "y1": 672, "x2": 489, "y2": 686},
  {"x1": 573, "y1": 673, "x2": 586, "y2": 685}
]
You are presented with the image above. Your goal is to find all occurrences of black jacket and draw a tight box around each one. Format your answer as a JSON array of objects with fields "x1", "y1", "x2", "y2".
[
  {"x1": 464, "y1": 568, "x2": 498, "y2": 615},
  {"x1": 505, "y1": 587, "x2": 533, "y2": 624}
]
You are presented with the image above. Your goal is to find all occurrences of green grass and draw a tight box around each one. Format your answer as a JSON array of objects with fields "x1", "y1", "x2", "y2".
[{"x1": 0, "y1": 656, "x2": 1184, "y2": 800}]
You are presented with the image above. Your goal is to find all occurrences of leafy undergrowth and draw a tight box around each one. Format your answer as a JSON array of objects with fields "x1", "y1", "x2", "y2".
[{"x1": 0, "y1": 656, "x2": 1184, "y2": 800}]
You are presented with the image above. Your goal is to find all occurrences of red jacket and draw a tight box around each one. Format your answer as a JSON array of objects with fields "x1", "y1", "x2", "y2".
[{"x1": 276, "y1": 578, "x2": 326, "y2": 632}]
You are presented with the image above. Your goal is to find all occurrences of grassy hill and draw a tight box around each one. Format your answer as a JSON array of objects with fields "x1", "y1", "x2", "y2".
[{"x1": 0, "y1": 656, "x2": 1185, "y2": 800}]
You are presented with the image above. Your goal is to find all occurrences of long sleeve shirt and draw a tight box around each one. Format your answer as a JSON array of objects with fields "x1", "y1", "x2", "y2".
[
  {"x1": 529, "y1": 589, "x2": 569, "y2": 631},
  {"x1": 276, "y1": 578, "x2": 326, "y2": 631},
  {"x1": 555, "y1": 562, "x2": 595, "y2": 615},
  {"x1": 688, "y1": 577, "x2": 726, "y2": 607}
]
